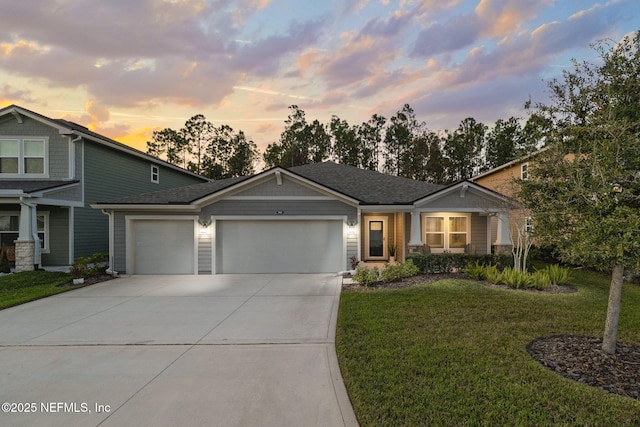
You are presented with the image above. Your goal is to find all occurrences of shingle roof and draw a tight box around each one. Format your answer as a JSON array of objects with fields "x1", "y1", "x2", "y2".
[
  {"x1": 98, "y1": 162, "x2": 444, "y2": 206},
  {"x1": 98, "y1": 176, "x2": 250, "y2": 204},
  {"x1": 0, "y1": 180, "x2": 79, "y2": 193},
  {"x1": 289, "y1": 162, "x2": 443, "y2": 204}
]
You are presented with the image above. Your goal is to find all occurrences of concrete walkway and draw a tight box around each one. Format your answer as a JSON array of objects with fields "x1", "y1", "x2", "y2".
[{"x1": 0, "y1": 274, "x2": 358, "y2": 427}]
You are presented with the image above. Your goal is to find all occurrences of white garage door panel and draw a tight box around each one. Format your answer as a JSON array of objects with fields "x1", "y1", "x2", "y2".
[
  {"x1": 217, "y1": 220, "x2": 343, "y2": 274},
  {"x1": 134, "y1": 220, "x2": 195, "y2": 274}
]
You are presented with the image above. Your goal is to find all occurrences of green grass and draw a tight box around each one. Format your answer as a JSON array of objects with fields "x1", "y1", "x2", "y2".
[
  {"x1": 336, "y1": 268, "x2": 640, "y2": 426},
  {"x1": 0, "y1": 271, "x2": 74, "y2": 309}
]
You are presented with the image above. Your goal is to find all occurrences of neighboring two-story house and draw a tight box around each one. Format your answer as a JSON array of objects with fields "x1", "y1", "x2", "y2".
[
  {"x1": 471, "y1": 151, "x2": 545, "y2": 247},
  {"x1": 0, "y1": 105, "x2": 208, "y2": 272}
]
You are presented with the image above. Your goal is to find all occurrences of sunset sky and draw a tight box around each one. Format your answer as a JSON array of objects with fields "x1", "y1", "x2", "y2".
[{"x1": 1, "y1": 0, "x2": 638, "y2": 155}]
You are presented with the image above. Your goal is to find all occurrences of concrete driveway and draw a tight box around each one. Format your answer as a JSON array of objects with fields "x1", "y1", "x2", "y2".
[{"x1": 0, "y1": 274, "x2": 358, "y2": 427}]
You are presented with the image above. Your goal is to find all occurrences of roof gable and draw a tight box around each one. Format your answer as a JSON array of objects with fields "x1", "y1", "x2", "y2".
[{"x1": 414, "y1": 181, "x2": 513, "y2": 211}]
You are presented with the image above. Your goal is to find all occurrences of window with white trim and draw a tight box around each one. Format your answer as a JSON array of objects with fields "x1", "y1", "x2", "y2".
[
  {"x1": 525, "y1": 216, "x2": 533, "y2": 234},
  {"x1": 151, "y1": 164, "x2": 159, "y2": 183},
  {"x1": 424, "y1": 213, "x2": 469, "y2": 253},
  {"x1": 0, "y1": 138, "x2": 47, "y2": 176},
  {"x1": 0, "y1": 213, "x2": 49, "y2": 252},
  {"x1": 521, "y1": 163, "x2": 529, "y2": 181}
]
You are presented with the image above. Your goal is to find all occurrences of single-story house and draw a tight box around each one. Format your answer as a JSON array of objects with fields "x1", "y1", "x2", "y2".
[{"x1": 93, "y1": 162, "x2": 514, "y2": 275}]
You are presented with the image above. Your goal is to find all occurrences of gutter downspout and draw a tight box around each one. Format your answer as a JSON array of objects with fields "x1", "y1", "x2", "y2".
[{"x1": 100, "y1": 209, "x2": 118, "y2": 277}]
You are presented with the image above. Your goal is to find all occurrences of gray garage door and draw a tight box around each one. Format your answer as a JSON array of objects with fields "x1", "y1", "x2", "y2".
[
  {"x1": 216, "y1": 220, "x2": 344, "y2": 274},
  {"x1": 132, "y1": 220, "x2": 195, "y2": 274}
]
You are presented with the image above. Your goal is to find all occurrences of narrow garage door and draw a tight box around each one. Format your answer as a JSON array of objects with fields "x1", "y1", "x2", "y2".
[
  {"x1": 132, "y1": 220, "x2": 195, "y2": 274},
  {"x1": 216, "y1": 220, "x2": 344, "y2": 274}
]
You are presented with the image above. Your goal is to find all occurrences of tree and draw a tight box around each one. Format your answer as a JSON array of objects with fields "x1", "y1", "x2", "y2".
[
  {"x1": 485, "y1": 117, "x2": 521, "y2": 169},
  {"x1": 146, "y1": 128, "x2": 187, "y2": 168},
  {"x1": 422, "y1": 132, "x2": 449, "y2": 184},
  {"x1": 330, "y1": 115, "x2": 361, "y2": 167},
  {"x1": 383, "y1": 104, "x2": 425, "y2": 177},
  {"x1": 357, "y1": 114, "x2": 386, "y2": 170},
  {"x1": 444, "y1": 117, "x2": 487, "y2": 181},
  {"x1": 226, "y1": 131, "x2": 258, "y2": 178},
  {"x1": 263, "y1": 105, "x2": 330, "y2": 167},
  {"x1": 519, "y1": 32, "x2": 640, "y2": 354},
  {"x1": 182, "y1": 114, "x2": 213, "y2": 176},
  {"x1": 146, "y1": 116, "x2": 257, "y2": 179}
]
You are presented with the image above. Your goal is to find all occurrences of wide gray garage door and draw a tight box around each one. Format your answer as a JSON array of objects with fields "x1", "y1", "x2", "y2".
[{"x1": 216, "y1": 220, "x2": 344, "y2": 274}]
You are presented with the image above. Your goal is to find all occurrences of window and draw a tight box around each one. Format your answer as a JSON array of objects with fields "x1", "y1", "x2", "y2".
[
  {"x1": 424, "y1": 214, "x2": 469, "y2": 253},
  {"x1": 151, "y1": 165, "x2": 159, "y2": 183},
  {"x1": 0, "y1": 138, "x2": 47, "y2": 176},
  {"x1": 0, "y1": 213, "x2": 48, "y2": 251},
  {"x1": 521, "y1": 163, "x2": 529, "y2": 181},
  {"x1": 525, "y1": 216, "x2": 533, "y2": 234},
  {"x1": 425, "y1": 217, "x2": 444, "y2": 248}
]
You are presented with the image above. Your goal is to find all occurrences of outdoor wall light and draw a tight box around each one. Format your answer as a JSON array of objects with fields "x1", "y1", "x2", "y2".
[
  {"x1": 198, "y1": 219, "x2": 211, "y2": 234},
  {"x1": 346, "y1": 219, "x2": 358, "y2": 236}
]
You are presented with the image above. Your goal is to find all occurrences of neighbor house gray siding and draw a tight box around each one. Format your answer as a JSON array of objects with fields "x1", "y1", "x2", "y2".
[
  {"x1": 0, "y1": 116, "x2": 72, "y2": 180},
  {"x1": 42, "y1": 207, "x2": 71, "y2": 265},
  {"x1": 76, "y1": 142, "x2": 205, "y2": 258}
]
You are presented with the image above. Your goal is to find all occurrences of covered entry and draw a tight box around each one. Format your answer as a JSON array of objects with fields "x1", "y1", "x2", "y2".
[{"x1": 214, "y1": 219, "x2": 344, "y2": 274}]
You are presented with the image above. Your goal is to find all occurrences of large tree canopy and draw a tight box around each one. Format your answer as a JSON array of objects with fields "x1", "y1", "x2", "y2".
[
  {"x1": 519, "y1": 32, "x2": 640, "y2": 354},
  {"x1": 146, "y1": 115, "x2": 258, "y2": 179}
]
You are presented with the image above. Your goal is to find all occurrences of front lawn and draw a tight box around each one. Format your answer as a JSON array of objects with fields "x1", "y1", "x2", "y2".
[
  {"x1": 336, "y1": 269, "x2": 640, "y2": 426},
  {"x1": 0, "y1": 271, "x2": 74, "y2": 309}
]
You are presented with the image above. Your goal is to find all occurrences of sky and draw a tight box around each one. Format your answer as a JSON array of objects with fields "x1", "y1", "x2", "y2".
[{"x1": 0, "y1": 0, "x2": 638, "y2": 156}]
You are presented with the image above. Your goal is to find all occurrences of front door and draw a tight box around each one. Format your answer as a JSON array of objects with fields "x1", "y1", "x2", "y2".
[{"x1": 365, "y1": 217, "x2": 387, "y2": 260}]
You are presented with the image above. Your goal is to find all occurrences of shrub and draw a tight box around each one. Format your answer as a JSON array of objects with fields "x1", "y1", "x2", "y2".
[
  {"x1": 0, "y1": 245, "x2": 10, "y2": 274},
  {"x1": 530, "y1": 270, "x2": 552, "y2": 290},
  {"x1": 546, "y1": 264, "x2": 572, "y2": 286},
  {"x1": 484, "y1": 265, "x2": 502, "y2": 284},
  {"x1": 69, "y1": 257, "x2": 87, "y2": 279},
  {"x1": 380, "y1": 260, "x2": 420, "y2": 283},
  {"x1": 500, "y1": 267, "x2": 532, "y2": 289},
  {"x1": 70, "y1": 253, "x2": 108, "y2": 278},
  {"x1": 380, "y1": 264, "x2": 404, "y2": 283},
  {"x1": 401, "y1": 259, "x2": 419, "y2": 277},
  {"x1": 408, "y1": 254, "x2": 513, "y2": 275},
  {"x1": 353, "y1": 266, "x2": 380, "y2": 286},
  {"x1": 464, "y1": 262, "x2": 487, "y2": 281}
]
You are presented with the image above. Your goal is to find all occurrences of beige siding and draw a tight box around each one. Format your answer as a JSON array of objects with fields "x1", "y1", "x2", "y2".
[{"x1": 474, "y1": 163, "x2": 525, "y2": 197}]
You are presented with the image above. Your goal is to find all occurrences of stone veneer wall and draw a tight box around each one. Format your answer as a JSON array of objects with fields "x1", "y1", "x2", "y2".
[{"x1": 15, "y1": 240, "x2": 35, "y2": 272}]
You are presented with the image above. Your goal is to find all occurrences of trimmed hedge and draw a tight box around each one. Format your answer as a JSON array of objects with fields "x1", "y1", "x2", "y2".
[{"x1": 407, "y1": 253, "x2": 513, "y2": 275}]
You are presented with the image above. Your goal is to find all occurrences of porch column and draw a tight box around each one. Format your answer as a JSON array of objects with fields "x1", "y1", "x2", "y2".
[
  {"x1": 407, "y1": 210, "x2": 424, "y2": 255},
  {"x1": 493, "y1": 211, "x2": 513, "y2": 255},
  {"x1": 15, "y1": 201, "x2": 37, "y2": 272}
]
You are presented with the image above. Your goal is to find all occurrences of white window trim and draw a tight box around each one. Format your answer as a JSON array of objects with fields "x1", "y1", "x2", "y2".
[
  {"x1": 0, "y1": 211, "x2": 50, "y2": 253},
  {"x1": 0, "y1": 137, "x2": 49, "y2": 177},
  {"x1": 521, "y1": 163, "x2": 529, "y2": 181},
  {"x1": 151, "y1": 164, "x2": 160, "y2": 184},
  {"x1": 423, "y1": 213, "x2": 470, "y2": 254}
]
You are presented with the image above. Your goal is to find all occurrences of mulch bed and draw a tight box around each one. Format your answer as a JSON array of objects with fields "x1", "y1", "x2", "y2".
[
  {"x1": 341, "y1": 273, "x2": 576, "y2": 293},
  {"x1": 528, "y1": 335, "x2": 640, "y2": 400},
  {"x1": 58, "y1": 275, "x2": 118, "y2": 287},
  {"x1": 343, "y1": 273, "x2": 640, "y2": 401}
]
